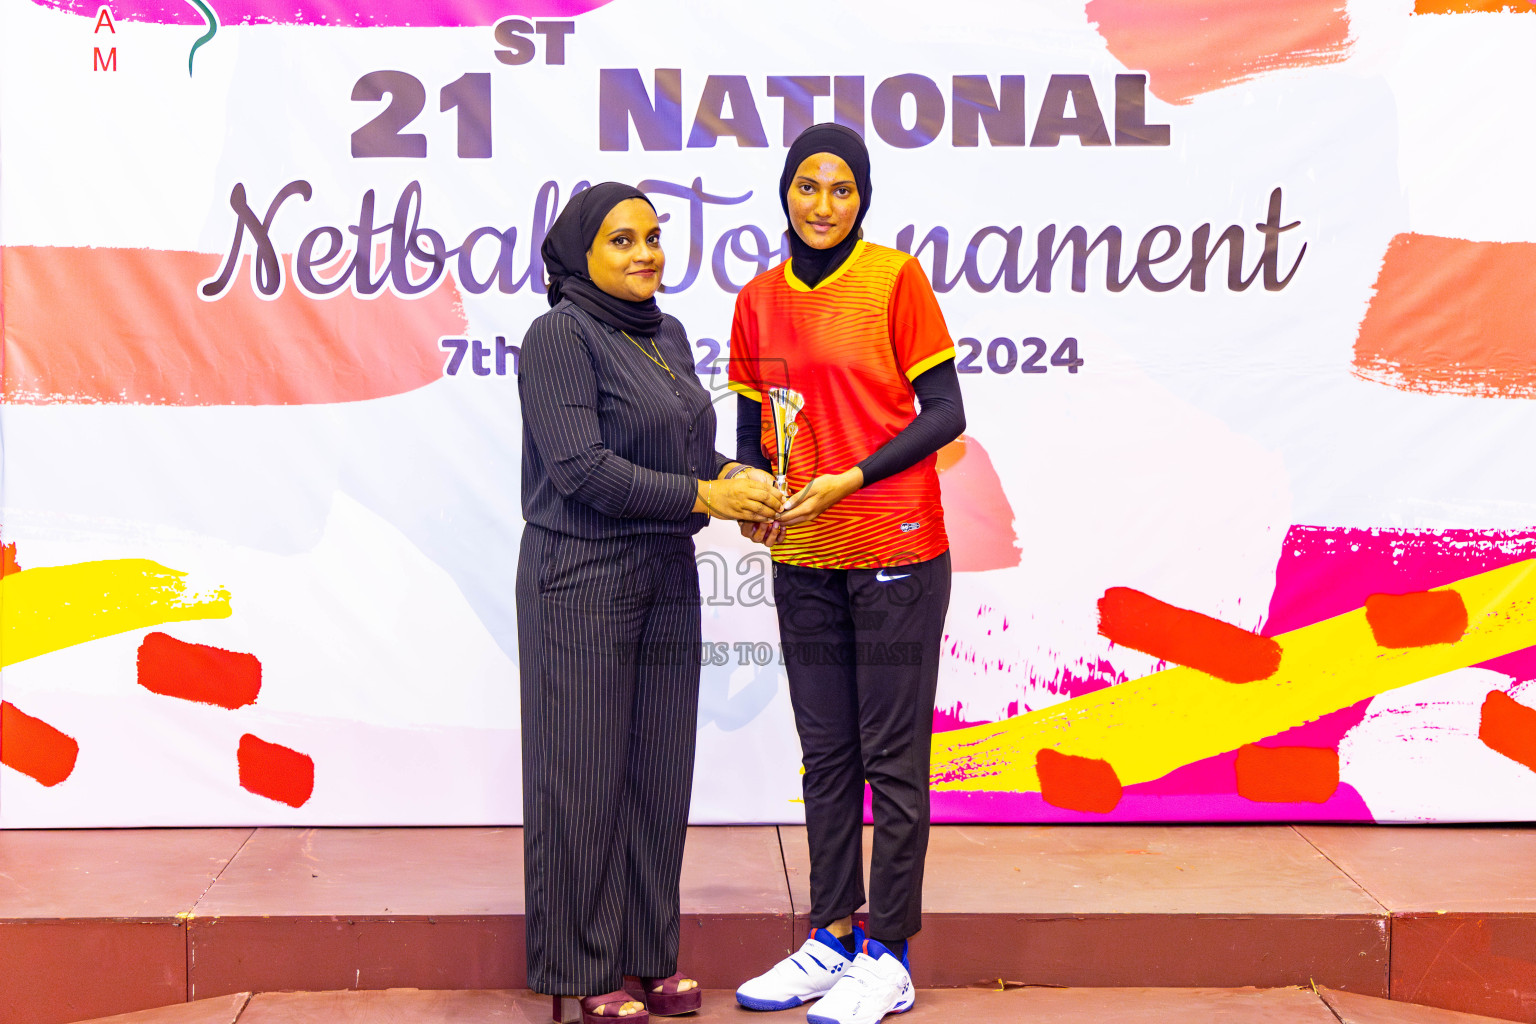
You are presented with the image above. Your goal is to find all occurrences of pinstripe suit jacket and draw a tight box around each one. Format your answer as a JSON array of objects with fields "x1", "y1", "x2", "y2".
[{"x1": 520, "y1": 299, "x2": 730, "y2": 539}]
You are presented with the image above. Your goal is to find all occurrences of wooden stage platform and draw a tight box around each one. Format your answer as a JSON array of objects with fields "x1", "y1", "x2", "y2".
[{"x1": 1, "y1": 824, "x2": 1533, "y2": 1024}]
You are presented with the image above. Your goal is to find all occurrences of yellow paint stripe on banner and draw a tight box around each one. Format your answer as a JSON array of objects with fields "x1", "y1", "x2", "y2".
[
  {"x1": 932, "y1": 558, "x2": 1536, "y2": 792},
  {"x1": 1, "y1": 559, "x2": 232, "y2": 668}
]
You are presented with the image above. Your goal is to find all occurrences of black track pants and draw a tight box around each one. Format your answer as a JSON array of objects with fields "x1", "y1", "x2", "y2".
[{"x1": 775, "y1": 551, "x2": 951, "y2": 943}]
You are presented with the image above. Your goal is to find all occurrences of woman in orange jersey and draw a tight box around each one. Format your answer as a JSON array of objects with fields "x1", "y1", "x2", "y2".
[{"x1": 728, "y1": 124, "x2": 965, "y2": 1024}]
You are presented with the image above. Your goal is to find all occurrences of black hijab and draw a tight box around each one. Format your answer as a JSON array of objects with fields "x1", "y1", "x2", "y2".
[
  {"x1": 541, "y1": 181, "x2": 665, "y2": 335},
  {"x1": 779, "y1": 123, "x2": 872, "y2": 289}
]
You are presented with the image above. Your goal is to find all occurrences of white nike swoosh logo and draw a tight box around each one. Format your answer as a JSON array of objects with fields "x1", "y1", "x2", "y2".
[{"x1": 875, "y1": 570, "x2": 911, "y2": 582}]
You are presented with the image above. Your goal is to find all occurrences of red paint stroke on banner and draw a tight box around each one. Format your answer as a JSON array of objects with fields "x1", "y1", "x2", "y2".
[
  {"x1": 1234, "y1": 744, "x2": 1339, "y2": 803},
  {"x1": 237, "y1": 734, "x2": 315, "y2": 807},
  {"x1": 1, "y1": 542, "x2": 20, "y2": 578},
  {"x1": 1363, "y1": 590, "x2": 1469, "y2": 649},
  {"x1": 1087, "y1": 0, "x2": 1350, "y2": 106},
  {"x1": 2, "y1": 246, "x2": 462, "y2": 406},
  {"x1": 137, "y1": 631, "x2": 262, "y2": 710},
  {"x1": 935, "y1": 436, "x2": 1020, "y2": 572},
  {"x1": 1414, "y1": 0, "x2": 1536, "y2": 12},
  {"x1": 1479, "y1": 690, "x2": 1536, "y2": 773},
  {"x1": 1098, "y1": 586, "x2": 1282, "y2": 683},
  {"x1": 28, "y1": 0, "x2": 612, "y2": 27},
  {"x1": 1036, "y1": 748, "x2": 1122, "y2": 814},
  {"x1": 1355, "y1": 234, "x2": 1536, "y2": 398},
  {"x1": 0, "y1": 702, "x2": 80, "y2": 787}
]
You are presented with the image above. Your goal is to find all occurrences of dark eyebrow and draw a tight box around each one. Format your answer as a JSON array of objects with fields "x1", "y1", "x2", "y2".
[{"x1": 795, "y1": 175, "x2": 856, "y2": 188}]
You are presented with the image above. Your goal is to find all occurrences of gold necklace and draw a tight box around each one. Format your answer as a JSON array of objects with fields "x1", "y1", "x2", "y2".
[{"x1": 621, "y1": 330, "x2": 676, "y2": 380}]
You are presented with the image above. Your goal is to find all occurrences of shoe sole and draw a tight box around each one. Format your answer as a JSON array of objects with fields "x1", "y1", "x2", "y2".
[
  {"x1": 736, "y1": 992, "x2": 811, "y2": 1012},
  {"x1": 805, "y1": 995, "x2": 914, "y2": 1024}
]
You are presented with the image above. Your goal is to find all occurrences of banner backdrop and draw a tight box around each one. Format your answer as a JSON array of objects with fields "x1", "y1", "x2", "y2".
[{"x1": 3, "y1": 0, "x2": 1536, "y2": 826}]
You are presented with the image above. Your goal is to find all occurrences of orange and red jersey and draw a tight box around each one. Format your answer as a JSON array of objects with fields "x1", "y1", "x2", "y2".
[{"x1": 727, "y1": 240, "x2": 955, "y2": 569}]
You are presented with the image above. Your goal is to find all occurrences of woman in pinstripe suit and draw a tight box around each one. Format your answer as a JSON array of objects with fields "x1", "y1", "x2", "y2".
[{"x1": 517, "y1": 183, "x2": 784, "y2": 1024}]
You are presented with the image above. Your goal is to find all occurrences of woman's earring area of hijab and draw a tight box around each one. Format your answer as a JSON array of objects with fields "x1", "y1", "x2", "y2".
[
  {"x1": 586, "y1": 196, "x2": 665, "y2": 302},
  {"x1": 787, "y1": 153, "x2": 860, "y2": 251}
]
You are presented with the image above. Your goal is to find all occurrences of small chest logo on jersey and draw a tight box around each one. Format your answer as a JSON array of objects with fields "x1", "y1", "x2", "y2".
[{"x1": 900, "y1": 522, "x2": 922, "y2": 532}]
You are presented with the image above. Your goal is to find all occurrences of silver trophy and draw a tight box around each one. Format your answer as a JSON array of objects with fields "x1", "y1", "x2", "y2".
[{"x1": 767, "y1": 387, "x2": 805, "y2": 493}]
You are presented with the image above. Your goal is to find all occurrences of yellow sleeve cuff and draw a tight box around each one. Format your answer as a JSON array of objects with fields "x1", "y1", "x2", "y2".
[
  {"x1": 904, "y1": 348, "x2": 956, "y2": 382},
  {"x1": 727, "y1": 381, "x2": 763, "y2": 401}
]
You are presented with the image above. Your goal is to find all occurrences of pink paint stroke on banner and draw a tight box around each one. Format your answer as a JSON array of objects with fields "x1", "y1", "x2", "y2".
[
  {"x1": 1264, "y1": 524, "x2": 1536, "y2": 685},
  {"x1": 29, "y1": 0, "x2": 612, "y2": 27},
  {"x1": 926, "y1": 523, "x2": 1536, "y2": 823},
  {"x1": 1088, "y1": 0, "x2": 1351, "y2": 106},
  {"x1": 929, "y1": 782, "x2": 1371, "y2": 824},
  {"x1": 927, "y1": 709, "x2": 1375, "y2": 823}
]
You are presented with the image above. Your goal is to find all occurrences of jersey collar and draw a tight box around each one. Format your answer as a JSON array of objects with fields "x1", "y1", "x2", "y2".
[{"x1": 783, "y1": 239, "x2": 867, "y2": 292}]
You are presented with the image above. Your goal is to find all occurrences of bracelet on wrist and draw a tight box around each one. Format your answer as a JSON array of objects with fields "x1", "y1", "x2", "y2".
[{"x1": 698, "y1": 481, "x2": 727, "y2": 518}]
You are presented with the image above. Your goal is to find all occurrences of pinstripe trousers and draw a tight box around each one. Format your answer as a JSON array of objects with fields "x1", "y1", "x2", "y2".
[{"x1": 517, "y1": 524, "x2": 702, "y2": 996}]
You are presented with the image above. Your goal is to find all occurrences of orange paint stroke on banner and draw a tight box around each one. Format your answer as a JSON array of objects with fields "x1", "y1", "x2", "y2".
[
  {"x1": 1036, "y1": 748, "x2": 1122, "y2": 813},
  {"x1": 1364, "y1": 591, "x2": 1468, "y2": 649},
  {"x1": 1088, "y1": 0, "x2": 1351, "y2": 106},
  {"x1": 1235, "y1": 744, "x2": 1339, "y2": 803},
  {"x1": 1479, "y1": 690, "x2": 1536, "y2": 773},
  {"x1": 936, "y1": 436, "x2": 1021, "y2": 572},
  {"x1": 238, "y1": 734, "x2": 315, "y2": 808},
  {"x1": 2, "y1": 246, "x2": 465, "y2": 405},
  {"x1": 137, "y1": 632, "x2": 262, "y2": 710},
  {"x1": 0, "y1": 702, "x2": 80, "y2": 787},
  {"x1": 1413, "y1": 0, "x2": 1535, "y2": 13},
  {"x1": 1098, "y1": 586, "x2": 1282, "y2": 683},
  {"x1": 1355, "y1": 234, "x2": 1536, "y2": 399}
]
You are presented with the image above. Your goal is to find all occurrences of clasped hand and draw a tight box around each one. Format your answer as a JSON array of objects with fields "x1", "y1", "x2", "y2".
[
  {"x1": 776, "y1": 468, "x2": 863, "y2": 526},
  {"x1": 738, "y1": 467, "x2": 864, "y2": 548},
  {"x1": 699, "y1": 470, "x2": 784, "y2": 523}
]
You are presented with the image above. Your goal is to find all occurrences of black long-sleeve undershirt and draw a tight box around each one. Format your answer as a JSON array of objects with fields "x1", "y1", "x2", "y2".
[
  {"x1": 734, "y1": 359, "x2": 965, "y2": 487},
  {"x1": 735, "y1": 393, "x2": 773, "y2": 474}
]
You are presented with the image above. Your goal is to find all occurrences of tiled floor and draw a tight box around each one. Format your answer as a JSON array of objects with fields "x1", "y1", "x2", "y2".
[
  {"x1": 69, "y1": 986, "x2": 1531, "y2": 1024},
  {"x1": 0, "y1": 829, "x2": 253, "y2": 1023},
  {"x1": 1297, "y1": 826, "x2": 1536, "y2": 1023},
  {"x1": 781, "y1": 824, "x2": 1391, "y2": 988},
  {"x1": 186, "y1": 827, "x2": 524, "y2": 998},
  {"x1": 3, "y1": 825, "x2": 1534, "y2": 1024}
]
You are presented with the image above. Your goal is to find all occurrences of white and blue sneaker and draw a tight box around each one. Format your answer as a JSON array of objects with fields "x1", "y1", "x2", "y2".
[
  {"x1": 805, "y1": 938, "x2": 915, "y2": 1024},
  {"x1": 736, "y1": 925, "x2": 864, "y2": 1011}
]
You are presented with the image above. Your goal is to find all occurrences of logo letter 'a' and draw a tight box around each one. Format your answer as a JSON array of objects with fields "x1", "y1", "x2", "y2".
[{"x1": 94, "y1": 6, "x2": 115, "y2": 32}]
